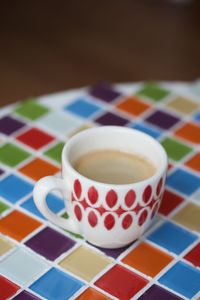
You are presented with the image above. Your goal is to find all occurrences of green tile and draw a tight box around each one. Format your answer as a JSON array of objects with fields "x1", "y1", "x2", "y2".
[
  {"x1": 62, "y1": 212, "x2": 83, "y2": 239},
  {"x1": 14, "y1": 99, "x2": 49, "y2": 120},
  {"x1": 0, "y1": 200, "x2": 9, "y2": 214},
  {"x1": 161, "y1": 137, "x2": 192, "y2": 161},
  {"x1": 44, "y1": 142, "x2": 64, "y2": 163},
  {"x1": 0, "y1": 143, "x2": 31, "y2": 167},
  {"x1": 136, "y1": 82, "x2": 170, "y2": 101}
]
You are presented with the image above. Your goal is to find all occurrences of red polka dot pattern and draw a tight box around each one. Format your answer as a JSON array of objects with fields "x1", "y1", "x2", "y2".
[
  {"x1": 104, "y1": 214, "x2": 115, "y2": 230},
  {"x1": 88, "y1": 211, "x2": 98, "y2": 227},
  {"x1": 125, "y1": 190, "x2": 136, "y2": 207},
  {"x1": 88, "y1": 186, "x2": 99, "y2": 204},
  {"x1": 74, "y1": 179, "x2": 82, "y2": 199},
  {"x1": 74, "y1": 205, "x2": 82, "y2": 221},
  {"x1": 106, "y1": 190, "x2": 118, "y2": 208},
  {"x1": 122, "y1": 214, "x2": 133, "y2": 229},
  {"x1": 138, "y1": 209, "x2": 148, "y2": 226},
  {"x1": 142, "y1": 185, "x2": 152, "y2": 204}
]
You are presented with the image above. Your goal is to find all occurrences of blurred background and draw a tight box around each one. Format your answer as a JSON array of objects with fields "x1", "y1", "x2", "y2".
[{"x1": 0, "y1": 0, "x2": 200, "y2": 106}]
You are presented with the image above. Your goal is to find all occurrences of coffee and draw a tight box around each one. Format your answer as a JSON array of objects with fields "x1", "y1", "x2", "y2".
[{"x1": 74, "y1": 150, "x2": 156, "y2": 184}]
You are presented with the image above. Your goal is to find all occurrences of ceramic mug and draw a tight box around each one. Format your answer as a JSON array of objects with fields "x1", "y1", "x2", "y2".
[{"x1": 33, "y1": 126, "x2": 168, "y2": 248}]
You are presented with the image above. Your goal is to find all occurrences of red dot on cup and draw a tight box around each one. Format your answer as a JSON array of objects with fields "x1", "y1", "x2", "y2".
[
  {"x1": 125, "y1": 190, "x2": 136, "y2": 207},
  {"x1": 74, "y1": 179, "x2": 82, "y2": 199},
  {"x1": 138, "y1": 209, "x2": 148, "y2": 226},
  {"x1": 74, "y1": 205, "x2": 82, "y2": 221},
  {"x1": 142, "y1": 185, "x2": 152, "y2": 204},
  {"x1": 88, "y1": 186, "x2": 98, "y2": 204},
  {"x1": 104, "y1": 214, "x2": 115, "y2": 230},
  {"x1": 88, "y1": 211, "x2": 98, "y2": 227},
  {"x1": 156, "y1": 178, "x2": 163, "y2": 196},
  {"x1": 122, "y1": 214, "x2": 133, "y2": 229},
  {"x1": 106, "y1": 190, "x2": 118, "y2": 208}
]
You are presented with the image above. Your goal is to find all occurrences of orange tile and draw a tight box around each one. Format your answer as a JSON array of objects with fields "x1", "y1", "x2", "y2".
[
  {"x1": 174, "y1": 122, "x2": 200, "y2": 144},
  {"x1": 185, "y1": 152, "x2": 200, "y2": 173},
  {"x1": 19, "y1": 158, "x2": 60, "y2": 181},
  {"x1": 76, "y1": 287, "x2": 111, "y2": 300},
  {"x1": 122, "y1": 242, "x2": 173, "y2": 277},
  {"x1": 0, "y1": 210, "x2": 41, "y2": 241},
  {"x1": 116, "y1": 96, "x2": 151, "y2": 116}
]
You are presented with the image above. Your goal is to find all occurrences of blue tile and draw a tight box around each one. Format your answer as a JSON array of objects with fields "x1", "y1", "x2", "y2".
[
  {"x1": 159, "y1": 261, "x2": 200, "y2": 298},
  {"x1": 0, "y1": 174, "x2": 33, "y2": 203},
  {"x1": 131, "y1": 122, "x2": 162, "y2": 139},
  {"x1": 30, "y1": 267, "x2": 84, "y2": 300},
  {"x1": 167, "y1": 168, "x2": 200, "y2": 196},
  {"x1": 64, "y1": 98, "x2": 102, "y2": 118},
  {"x1": 21, "y1": 194, "x2": 65, "y2": 220},
  {"x1": 147, "y1": 221, "x2": 198, "y2": 254},
  {"x1": 194, "y1": 112, "x2": 200, "y2": 123}
]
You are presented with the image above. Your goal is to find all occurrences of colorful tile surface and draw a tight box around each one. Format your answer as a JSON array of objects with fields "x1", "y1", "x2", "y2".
[
  {"x1": 25, "y1": 227, "x2": 76, "y2": 261},
  {"x1": 95, "y1": 264, "x2": 148, "y2": 299},
  {"x1": 147, "y1": 221, "x2": 198, "y2": 254},
  {"x1": 0, "y1": 248, "x2": 48, "y2": 286},
  {"x1": 122, "y1": 241, "x2": 173, "y2": 277},
  {"x1": 0, "y1": 82, "x2": 200, "y2": 300},
  {"x1": 30, "y1": 267, "x2": 84, "y2": 300},
  {"x1": 16, "y1": 127, "x2": 55, "y2": 150},
  {"x1": 0, "y1": 210, "x2": 41, "y2": 241},
  {"x1": 59, "y1": 245, "x2": 111, "y2": 281},
  {"x1": 159, "y1": 261, "x2": 200, "y2": 298},
  {"x1": 0, "y1": 275, "x2": 19, "y2": 300},
  {"x1": 0, "y1": 174, "x2": 33, "y2": 203},
  {"x1": 0, "y1": 115, "x2": 26, "y2": 135},
  {"x1": 138, "y1": 284, "x2": 183, "y2": 300},
  {"x1": 0, "y1": 143, "x2": 31, "y2": 167},
  {"x1": 19, "y1": 158, "x2": 60, "y2": 181},
  {"x1": 14, "y1": 99, "x2": 49, "y2": 120}
]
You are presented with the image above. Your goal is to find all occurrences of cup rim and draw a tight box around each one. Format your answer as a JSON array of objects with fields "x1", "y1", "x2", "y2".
[{"x1": 62, "y1": 126, "x2": 168, "y2": 187}]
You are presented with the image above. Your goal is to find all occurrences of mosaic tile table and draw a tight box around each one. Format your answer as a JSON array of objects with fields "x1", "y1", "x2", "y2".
[{"x1": 0, "y1": 82, "x2": 200, "y2": 300}]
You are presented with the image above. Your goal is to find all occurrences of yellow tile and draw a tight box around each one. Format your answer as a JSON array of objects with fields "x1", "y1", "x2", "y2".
[
  {"x1": 69, "y1": 124, "x2": 93, "y2": 137},
  {"x1": 59, "y1": 245, "x2": 111, "y2": 282},
  {"x1": 167, "y1": 97, "x2": 199, "y2": 115},
  {"x1": 172, "y1": 203, "x2": 200, "y2": 233},
  {"x1": 0, "y1": 236, "x2": 14, "y2": 256}
]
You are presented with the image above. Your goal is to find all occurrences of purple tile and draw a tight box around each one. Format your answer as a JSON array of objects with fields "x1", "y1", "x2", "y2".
[
  {"x1": 0, "y1": 116, "x2": 26, "y2": 135},
  {"x1": 90, "y1": 243, "x2": 132, "y2": 259},
  {"x1": 138, "y1": 285, "x2": 183, "y2": 300},
  {"x1": 89, "y1": 84, "x2": 121, "y2": 102},
  {"x1": 13, "y1": 290, "x2": 41, "y2": 300},
  {"x1": 145, "y1": 110, "x2": 180, "y2": 130},
  {"x1": 25, "y1": 227, "x2": 76, "y2": 261},
  {"x1": 95, "y1": 112, "x2": 128, "y2": 126},
  {"x1": 0, "y1": 168, "x2": 4, "y2": 176}
]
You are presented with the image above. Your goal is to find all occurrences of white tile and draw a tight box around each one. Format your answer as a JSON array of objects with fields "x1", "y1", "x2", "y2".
[{"x1": 0, "y1": 247, "x2": 49, "y2": 286}]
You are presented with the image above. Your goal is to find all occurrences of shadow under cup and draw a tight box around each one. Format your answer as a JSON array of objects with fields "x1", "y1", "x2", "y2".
[{"x1": 62, "y1": 126, "x2": 168, "y2": 248}]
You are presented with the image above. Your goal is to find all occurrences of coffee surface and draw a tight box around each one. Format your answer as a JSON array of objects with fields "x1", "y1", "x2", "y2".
[{"x1": 74, "y1": 150, "x2": 156, "y2": 184}]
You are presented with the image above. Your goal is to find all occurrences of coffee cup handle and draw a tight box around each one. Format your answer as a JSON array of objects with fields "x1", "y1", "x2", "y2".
[{"x1": 33, "y1": 176, "x2": 80, "y2": 233}]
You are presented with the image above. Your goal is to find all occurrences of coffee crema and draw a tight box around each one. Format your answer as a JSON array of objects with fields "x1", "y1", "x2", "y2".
[{"x1": 74, "y1": 150, "x2": 156, "y2": 184}]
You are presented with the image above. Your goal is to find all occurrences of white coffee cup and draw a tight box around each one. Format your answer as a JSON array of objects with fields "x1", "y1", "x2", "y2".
[{"x1": 33, "y1": 126, "x2": 168, "y2": 249}]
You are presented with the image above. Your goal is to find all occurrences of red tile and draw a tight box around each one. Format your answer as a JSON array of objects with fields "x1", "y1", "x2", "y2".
[
  {"x1": 184, "y1": 243, "x2": 200, "y2": 267},
  {"x1": 0, "y1": 275, "x2": 19, "y2": 300},
  {"x1": 159, "y1": 189, "x2": 184, "y2": 216},
  {"x1": 16, "y1": 128, "x2": 54, "y2": 150},
  {"x1": 95, "y1": 264, "x2": 148, "y2": 299}
]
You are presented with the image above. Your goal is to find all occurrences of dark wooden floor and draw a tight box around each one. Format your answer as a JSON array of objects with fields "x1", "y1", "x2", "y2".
[{"x1": 0, "y1": 0, "x2": 200, "y2": 106}]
